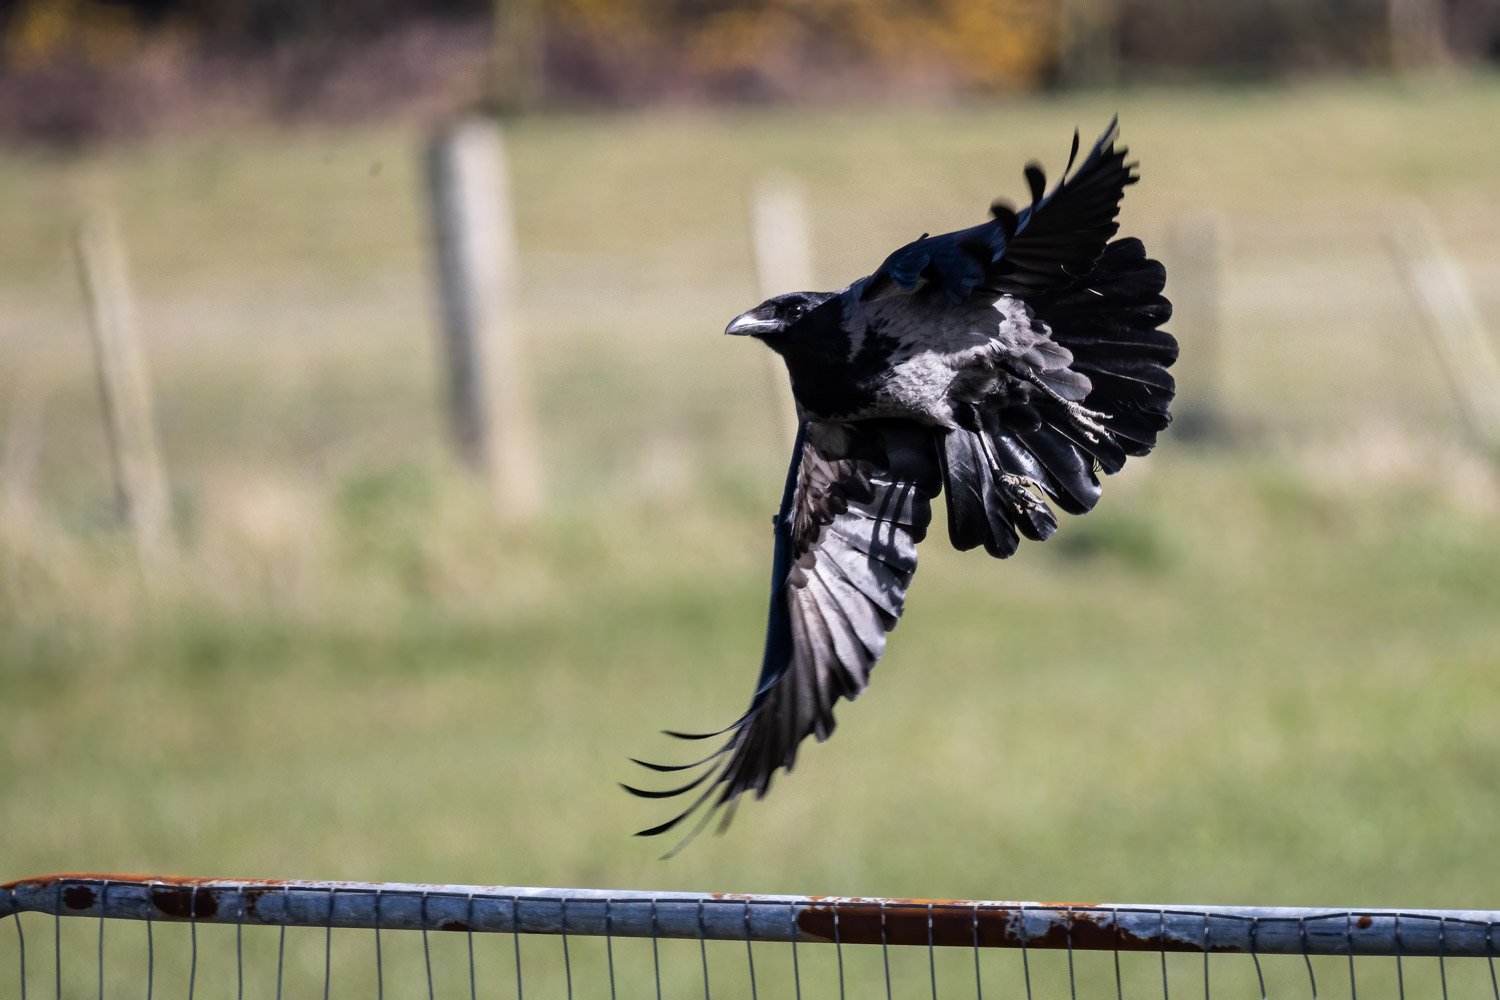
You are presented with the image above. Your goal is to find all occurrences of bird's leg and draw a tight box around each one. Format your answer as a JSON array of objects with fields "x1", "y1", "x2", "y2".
[
  {"x1": 968, "y1": 404, "x2": 1007, "y2": 474},
  {"x1": 969, "y1": 405, "x2": 1049, "y2": 516},
  {"x1": 999, "y1": 471, "x2": 1043, "y2": 495},
  {"x1": 1020, "y1": 371, "x2": 1113, "y2": 443},
  {"x1": 998, "y1": 473, "x2": 1051, "y2": 525}
]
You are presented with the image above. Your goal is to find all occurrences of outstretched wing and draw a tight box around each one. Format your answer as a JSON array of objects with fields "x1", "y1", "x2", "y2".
[
  {"x1": 859, "y1": 121, "x2": 1174, "y2": 562},
  {"x1": 625, "y1": 419, "x2": 941, "y2": 852},
  {"x1": 862, "y1": 118, "x2": 1134, "y2": 304}
]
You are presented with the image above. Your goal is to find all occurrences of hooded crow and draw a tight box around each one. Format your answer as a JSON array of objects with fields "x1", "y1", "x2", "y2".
[{"x1": 625, "y1": 120, "x2": 1177, "y2": 852}]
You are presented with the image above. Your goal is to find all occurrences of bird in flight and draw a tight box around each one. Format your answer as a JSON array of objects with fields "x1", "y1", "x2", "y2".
[{"x1": 625, "y1": 120, "x2": 1176, "y2": 852}]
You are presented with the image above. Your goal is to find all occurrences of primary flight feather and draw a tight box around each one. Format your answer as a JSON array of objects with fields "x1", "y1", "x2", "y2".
[{"x1": 625, "y1": 120, "x2": 1177, "y2": 851}]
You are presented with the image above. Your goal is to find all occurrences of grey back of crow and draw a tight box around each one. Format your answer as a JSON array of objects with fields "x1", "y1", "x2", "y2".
[{"x1": 625, "y1": 121, "x2": 1177, "y2": 853}]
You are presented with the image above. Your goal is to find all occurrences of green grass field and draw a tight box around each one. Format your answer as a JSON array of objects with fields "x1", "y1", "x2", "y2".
[{"x1": 3, "y1": 73, "x2": 1500, "y2": 956}]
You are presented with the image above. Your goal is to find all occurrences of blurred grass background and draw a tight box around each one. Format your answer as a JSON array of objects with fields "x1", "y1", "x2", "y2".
[{"x1": 4, "y1": 73, "x2": 1500, "y2": 926}]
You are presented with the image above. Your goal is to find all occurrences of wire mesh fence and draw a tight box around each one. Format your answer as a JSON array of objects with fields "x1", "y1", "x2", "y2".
[{"x1": 6, "y1": 874, "x2": 1500, "y2": 999}]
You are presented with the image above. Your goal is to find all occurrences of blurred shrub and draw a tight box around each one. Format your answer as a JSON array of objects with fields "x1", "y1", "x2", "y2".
[
  {"x1": 7, "y1": 0, "x2": 1500, "y2": 78},
  {"x1": 1051, "y1": 510, "x2": 1172, "y2": 572},
  {"x1": 619, "y1": 0, "x2": 1052, "y2": 92},
  {"x1": 1115, "y1": 0, "x2": 1388, "y2": 76},
  {"x1": 2, "y1": 0, "x2": 142, "y2": 69},
  {"x1": 3, "y1": 0, "x2": 1499, "y2": 144},
  {"x1": 2, "y1": 0, "x2": 1058, "y2": 102},
  {"x1": 533, "y1": 0, "x2": 1059, "y2": 103},
  {"x1": 0, "y1": 0, "x2": 491, "y2": 144},
  {"x1": 2, "y1": 0, "x2": 489, "y2": 56}
]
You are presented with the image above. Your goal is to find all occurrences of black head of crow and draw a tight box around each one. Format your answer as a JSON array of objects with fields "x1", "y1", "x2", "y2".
[{"x1": 625, "y1": 120, "x2": 1177, "y2": 854}]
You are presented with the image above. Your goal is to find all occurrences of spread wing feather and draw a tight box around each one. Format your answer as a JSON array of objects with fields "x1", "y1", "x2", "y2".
[
  {"x1": 868, "y1": 118, "x2": 1171, "y2": 559},
  {"x1": 863, "y1": 119, "x2": 1134, "y2": 305},
  {"x1": 625, "y1": 419, "x2": 940, "y2": 853}
]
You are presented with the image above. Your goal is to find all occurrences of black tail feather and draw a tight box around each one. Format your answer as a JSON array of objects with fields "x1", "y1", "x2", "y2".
[
  {"x1": 939, "y1": 422, "x2": 1073, "y2": 559},
  {"x1": 941, "y1": 236, "x2": 1175, "y2": 558},
  {"x1": 1035, "y1": 237, "x2": 1175, "y2": 455}
]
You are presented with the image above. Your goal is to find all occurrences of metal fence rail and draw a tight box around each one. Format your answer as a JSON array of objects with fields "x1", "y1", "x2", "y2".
[{"x1": 6, "y1": 873, "x2": 1500, "y2": 999}]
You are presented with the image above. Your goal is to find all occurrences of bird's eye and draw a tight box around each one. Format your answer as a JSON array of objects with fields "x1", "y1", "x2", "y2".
[{"x1": 785, "y1": 303, "x2": 807, "y2": 323}]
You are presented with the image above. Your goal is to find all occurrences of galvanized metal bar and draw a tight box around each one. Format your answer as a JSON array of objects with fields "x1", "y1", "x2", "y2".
[{"x1": 4, "y1": 874, "x2": 1499, "y2": 958}]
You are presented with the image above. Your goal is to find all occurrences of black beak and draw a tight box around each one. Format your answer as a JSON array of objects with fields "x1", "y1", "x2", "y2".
[{"x1": 725, "y1": 308, "x2": 781, "y2": 337}]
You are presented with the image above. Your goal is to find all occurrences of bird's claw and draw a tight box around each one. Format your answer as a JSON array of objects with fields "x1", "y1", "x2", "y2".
[{"x1": 1061, "y1": 400, "x2": 1112, "y2": 443}]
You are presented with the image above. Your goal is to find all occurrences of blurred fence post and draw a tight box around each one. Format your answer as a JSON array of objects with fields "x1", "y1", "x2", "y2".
[
  {"x1": 1387, "y1": 201, "x2": 1500, "y2": 452},
  {"x1": 1057, "y1": 0, "x2": 1122, "y2": 87},
  {"x1": 749, "y1": 175, "x2": 808, "y2": 445},
  {"x1": 1, "y1": 370, "x2": 47, "y2": 527},
  {"x1": 1164, "y1": 213, "x2": 1227, "y2": 439},
  {"x1": 1388, "y1": 0, "x2": 1450, "y2": 69},
  {"x1": 74, "y1": 210, "x2": 174, "y2": 567},
  {"x1": 426, "y1": 117, "x2": 542, "y2": 519}
]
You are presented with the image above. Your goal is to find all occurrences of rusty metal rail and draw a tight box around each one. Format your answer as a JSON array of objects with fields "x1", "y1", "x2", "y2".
[{"x1": 4, "y1": 873, "x2": 1499, "y2": 958}]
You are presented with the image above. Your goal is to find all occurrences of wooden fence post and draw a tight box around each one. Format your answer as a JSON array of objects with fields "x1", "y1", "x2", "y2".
[
  {"x1": 426, "y1": 117, "x2": 542, "y2": 518},
  {"x1": 1387, "y1": 201, "x2": 1500, "y2": 452},
  {"x1": 1164, "y1": 213, "x2": 1227, "y2": 439},
  {"x1": 74, "y1": 210, "x2": 173, "y2": 566},
  {"x1": 1, "y1": 370, "x2": 47, "y2": 527},
  {"x1": 749, "y1": 174, "x2": 809, "y2": 445},
  {"x1": 1057, "y1": 0, "x2": 1122, "y2": 87},
  {"x1": 1388, "y1": 0, "x2": 1450, "y2": 70}
]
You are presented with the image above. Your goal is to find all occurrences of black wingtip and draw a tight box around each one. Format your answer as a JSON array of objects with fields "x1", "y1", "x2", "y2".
[
  {"x1": 622, "y1": 783, "x2": 692, "y2": 801},
  {"x1": 662, "y1": 725, "x2": 729, "y2": 741},
  {"x1": 715, "y1": 797, "x2": 742, "y2": 836},
  {"x1": 619, "y1": 766, "x2": 718, "y2": 800},
  {"x1": 660, "y1": 709, "x2": 749, "y2": 742},
  {"x1": 633, "y1": 788, "x2": 713, "y2": 839},
  {"x1": 629, "y1": 746, "x2": 728, "y2": 773},
  {"x1": 1023, "y1": 162, "x2": 1046, "y2": 206},
  {"x1": 632, "y1": 777, "x2": 726, "y2": 853},
  {"x1": 634, "y1": 813, "x2": 692, "y2": 838},
  {"x1": 990, "y1": 200, "x2": 1019, "y2": 235},
  {"x1": 657, "y1": 795, "x2": 727, "y2": 860},
  {"x1": 1081, "y1": 115, "x2": 1122, "y2": 170},
  {"x1": 630, "y1": 757, "x2": 687, "y2": 773}
]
